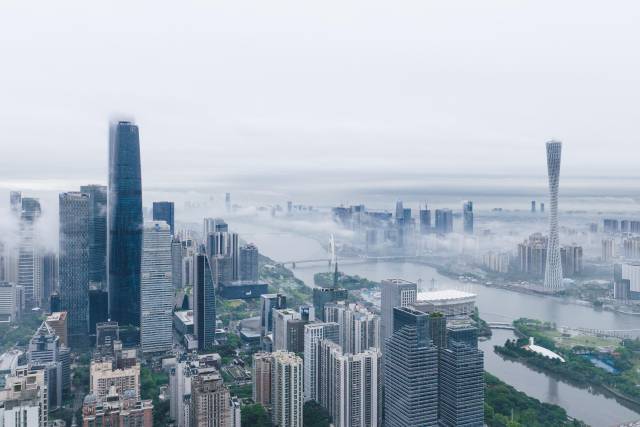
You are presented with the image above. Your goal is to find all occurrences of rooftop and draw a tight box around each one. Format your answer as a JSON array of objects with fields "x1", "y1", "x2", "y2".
[
  {"x1": 174, "y1": 310, "x2": 193, "y2": 325},
  {"x1": 416, "y1": 289, "x2": 476, "y2": 302}
]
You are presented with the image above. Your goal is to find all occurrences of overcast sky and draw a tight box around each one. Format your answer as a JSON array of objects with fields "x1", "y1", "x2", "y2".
[{"x1": 1, "y1": 0, "x2": 639, "y2": 194}]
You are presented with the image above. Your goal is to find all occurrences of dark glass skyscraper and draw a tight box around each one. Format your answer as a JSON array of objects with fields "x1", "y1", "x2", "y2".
[
  {"x1": 59, "y1": 191, "x2": 90, "y2": 344},
  {"x1": 108, "y1": 121, "x2": 143, "y2": 329},
  {"x1": 193, "y1": 252, "x2": 216, "y2": 350},
  {"x1": 152, "y1": 201, "x2": 175, "y2": 235},
  {"x1": 81, "y1": 185, "x2": 107, "y2": 286}
]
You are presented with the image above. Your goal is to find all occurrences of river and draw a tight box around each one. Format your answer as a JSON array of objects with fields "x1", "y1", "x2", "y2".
[{"x1": 234, "y1": 221, "x2": 640, "y2": 425}]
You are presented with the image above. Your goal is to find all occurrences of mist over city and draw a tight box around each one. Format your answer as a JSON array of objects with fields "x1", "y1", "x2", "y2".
[{"x1": 2, "y1": 1, "x2": 640, "y2": 427}]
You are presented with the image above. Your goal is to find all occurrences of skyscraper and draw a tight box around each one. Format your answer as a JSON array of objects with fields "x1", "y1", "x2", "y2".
[
  {"x1": 18, "y1": 197, "x2": 42, "y2": 309},
  {"x1": 108, "y1": 121, "x2": 143, "y2": 330},
  {"x1": 152, "y1": 201, "x2": 175, "y2": 235},
  {"x1": 316, "y1": 340, "x2": 382, "y2": 427},
  {"x1": 271, "y1": 351, "x2": 303, "y2": 427},
  {"x1": 303, "y1": 322, "x2": 339, "y2": 401},
  {"x1": 239, "y1": 243, "x2": 259, "y2": 281},
  {"x1": 59, "y1": 192, "x2": 90, "y2": 344},
  {"x1": 81, "y1": 185, "x2": 107, "y2": 286},
  {"x1": 434, "y1": 209, "x2": 453, "y2": 235},
  {"x1": 191, "y1": 368, "x2": 232, "y2": 426},
  {"x1": 463, "y1": 201, "x2": 474, "y2": 235},
  {"x1": 324, "y1": 302, "x2": 380, "y2": 354},
  {"x1": 193, "y1": 252, "x2": 216, "y2": 351},
  {"x1": 140, "y1": 221, "x2": 173, "y2": 354},
  {"x1": 438, "y1": 341, "x2": 484, "y2": 427},
  {"x1": 384, "y1": 307, "x2": 439, "y2": 427},
  {"x1": 544, "y1": 140, "x2": 563, "y2": 290},
  {"x1": 419, "y1": 204, "x2": 431, "y2": 234},
  {"x1": 380, "y1": 278, "x2": 417, "y2": 344}
]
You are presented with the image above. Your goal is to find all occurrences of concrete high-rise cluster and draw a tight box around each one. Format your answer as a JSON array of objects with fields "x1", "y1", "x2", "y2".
[
  {"x1": 544, "y1": 140, "x2": 563, "y2": 290},
  {"x1": 324, "y1": 302, "x2": 380, "y2": 354},
  {"x1": 303, "y1": 322, "x2": 339, "y2": 402}
]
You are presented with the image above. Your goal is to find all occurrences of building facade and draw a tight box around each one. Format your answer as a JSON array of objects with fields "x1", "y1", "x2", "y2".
[
  {"x1": 140, "y1": 221, "x2": 174, "y2": 354},
  {"x1": 108, "y1": 120, "x2": 143, "y2": 329},
  {"x1": 544, "y1": 140, "x2": 563, "y2": 290},
  {"x1": 271, "y1": 351, "x2": 303, "y2": 427}
]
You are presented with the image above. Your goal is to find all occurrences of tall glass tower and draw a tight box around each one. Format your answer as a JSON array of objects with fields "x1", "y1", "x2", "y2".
[
  {"x1": 544, "y1": 141, "x2": 563, "y2": 290},
  {"x1": 80, "y1": 185, "x2": 107, "y2": 286},
  {"x1": 108, "y1": 121, "x2": 143, "y2": 330},
  {"x1": 59, "y1": 192, "x2": 90, "y2": 344}
]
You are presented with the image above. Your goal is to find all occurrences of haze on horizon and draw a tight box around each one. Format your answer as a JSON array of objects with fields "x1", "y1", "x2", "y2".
[{"x1": 1, "y1": 0, "x2": 639, "y2": 192}]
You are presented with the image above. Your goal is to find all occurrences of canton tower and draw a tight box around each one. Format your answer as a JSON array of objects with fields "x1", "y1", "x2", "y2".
[{"x1": 544, "y1": 140, "x2": 563, "y2": 290}]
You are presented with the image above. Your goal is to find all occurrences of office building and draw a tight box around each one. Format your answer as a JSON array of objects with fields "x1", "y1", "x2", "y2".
[
  {"x1": 312, "y1": 286, "x2": 348, "y2": 322},
  {"x1": 384, "y1": 307, "x2": 439, "y2": 427},
  {"x1": 82, "y1": 386, "x2": 153, "y2": 427},
  {"x1": 380, "y1": 278, "x2": 417, "y2": 343},
  {"x1": 220, "y1": 280, "x2": 268, "y2": 300},
  {"x1": 324, "y1": 302, "x2": 380, "y2": 353},
  {"x1": 0, "y1": 367, "x2": 48, "y2": 427},
  {"x1": 18, "y1": 196, "x2": 42, "y2": 309},
  {"x1": 531, "y1": 200, "x2": 536, "y2": 213},
  {"x1": 140, "y1": 221, "x2": 174, "y2": 354},
  {"x1": 252, "y1": 352, "x2": 273, "y2": 407},
  {"x1": 273, "y1": 308, "x2": 303, "y2": 352},
  {"x1": 191, "y1": 368, "x2": 232, "y2": 427},
  {"x1": 45, "y1": 312, "x2": 68, "y2": 348},
  {"x1": 28, "y1": 321, "x2": 71, "y2": 410},
  {"x1": 463, "y1": 201, "x2": 474, "y2": 234},
  {"x1": 171, "y1": 237, "x2": 185, "y2": 289},
  {"x1": 0, "y1": 281, "x2": 19, "y2": 322},
  {"x1": 212, "y1": 254, "x2": 234, "y2": 287},
  {"x1": 439, "y1": 341, "x2": 484, "y2": 426},
  {"x1": 90, "y1": 359, "x2": 140, "y2": 399},
  {"x1": 303, "y1": 322, "x2": 339, "y2": 401},
  {"x1": 95, "y1": 322, "x2": 120, "y2": 352},
  {"x1": 544, "y1": 140, "x2": 563, "y2": 290},
  {"x1": 108, "y1": 120, "x2": 143, "y2": 329},
  {"x1": 152, "y1": 201, "x2": 175, "y2": 235},
  {"x1": 239, "y1": 243, "x2": 259, "y2": 281},
  {"x1": 419, "y1": 205, "x2": 431, "y2": 234},
  {"x1": 260, "y1": 293, "x2": 286, "y2": 337},
  {"x1": 271, "y1": 351, "x2": 303, "y2": 427},
  {"x1": 59, "y1": 191, "x2": 90, "y2": 344},
  {"x1": 435, "y1": 209, "x2": 453, "y2": 235},
  {"x1": 193, "y1": 252, "x2": 216, "y2": 350},
  {"x1": 168, "y1": 357, "x2": 194, "y2": 427},
  {"x1": 89, "y1": 285, "x2": 109, "y2": 336},
  {"x1": 81, "y1": 185, "x2": 108, "y2": 286},
  {"x1": 41, "y1": 253, "x2": 57, "y2": 310}
]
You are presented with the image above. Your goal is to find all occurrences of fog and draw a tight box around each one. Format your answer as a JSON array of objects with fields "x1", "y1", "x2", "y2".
[{"x1": 1, "y1": 0, "x2": 639, "y2": 194}]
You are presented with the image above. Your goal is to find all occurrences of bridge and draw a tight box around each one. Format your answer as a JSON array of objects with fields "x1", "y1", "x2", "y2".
[
  {"x1": 487, "y1": 322, "x2": 516, "y2": 330},
  {"x1": 277, "y1": 255, "x2": 419, "y2": 269}
]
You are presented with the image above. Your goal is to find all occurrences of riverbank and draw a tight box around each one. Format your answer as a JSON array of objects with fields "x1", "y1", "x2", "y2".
[{"x1": 493, "y1": 318, "x2": 640, "y2": 411}]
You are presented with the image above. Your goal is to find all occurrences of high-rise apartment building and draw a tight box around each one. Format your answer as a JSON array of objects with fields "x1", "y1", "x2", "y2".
[
  {"x1": 82, "y1": 386, "x2": 153, "y2": 427},
  {"x1": 152, "y1": 201, "x2": 175, "y2": 235},
  {"x1": 312, "y1": 286, "x2": 348, "y2": 322},
  {"x1": 108, "y1": 120, "x2": 143, "y2": 329},
  {"x1": 0, "y1": 367, "x2": 48, "y2": 427},
  {"x1": 561, "y1": 245, "x2": 583, "y2": 277},
  {"x1": 544, "y1": 140, "x2": 563, "y2": 290},
  {"x1": 319, "y1": 342, "x2": 382, "y2": 427},
  {"x1": 193, "y1": 252, "x2": 216, "y2": 351},
  {"x1": 273, "y1": 308, "x2": 303, "y2": 352},
  {"x1": 380, "y1": 278, "x2": 417, "y2": 344},
  {"x1": 260, "y1": 293, "x2": 287, "y2": 337},
  {"x1": 81, "y1": 185, "x2": 107, "y2": 286},
  {"x1": 303, "y1": 322, "x2": 339, "y2": 401},
  {"x1": 59, "y1": 192, "x2": 90, "y2": 344},
  {"x1": 271, "y1": 351, "x2": 303, "y2": 427},
  {"x1": 90, "y1": 359, "x2": 140, "y2": 399},
  {"x1": 324, "y1": 302, "x2": 380, "y2": 354},
  {"x1": 140, "y1": 221, "x2": 173, "y2": 354},
  {"x1": 252, "y1": 352, "x2": 273, "y2": 407},
  {"x1": 191, "y1": 368, "x2": 232, "y2": 427}
]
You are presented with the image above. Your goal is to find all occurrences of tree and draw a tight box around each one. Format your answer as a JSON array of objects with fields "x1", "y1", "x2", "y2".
[
  {"x1": 303, "y1": 401, "x2": 331, "y2": 427},
  {"x1": 241, "y1": 404, "x2": 271, "y2": 426}
]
